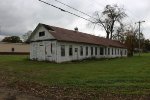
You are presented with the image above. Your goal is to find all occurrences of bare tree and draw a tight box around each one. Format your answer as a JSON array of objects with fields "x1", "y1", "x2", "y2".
[
  {"x1": 112, "y1": 23, "x2": 126, "y2": 42},
  {"x1": 89, "y1": 4, "x2": 127, "y2": 39},
  {"x1": 22, "y1": 31, "x2": 32, "y2": 42},
  {"x1": 122, "y1": 24, "x2": 142, "y2": 56}
]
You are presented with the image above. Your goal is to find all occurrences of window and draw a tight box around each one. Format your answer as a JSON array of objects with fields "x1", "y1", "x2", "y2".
[
  {"x1": 108, "y1": 48, "x2": 110, "y2": 55},
  {"x1": 91, "y1": 47, "x2": 93, "y2": 55},
  {"x1": 11, "y1": 48, "x2": 14, "y2": 52},
  {"x1": 61, "y1": 45, "x2": 65, "y2": 56},
  {"x1": 86, "y1": 46, "x2": 88, "y2": 56},
  {"x1": 69, "y1": 45, "x2": 73, "y2": 56},
  {"x1": 120, "y1": 50, "x2": 123, "y2": 56},
  {"x1": 125, "y1": 50, "x2": 127, "y2": 55},
  {"x1": 100, "y1": 47, "x2": 104, "y2": 55},
  {"x1": 118, "y1": 49, "x2": 120, "y2": 55},
  {"x1": 95, "y1": 47, "x2": 97, "y2": 55},
  {"x1": 39, "y1": 31, "x2": 45, "y2": 37},
  {"x1": 112, "y1": 48, "x2": 113, "y2": 55},
  {"x1": 115, "y1": 49, "x2": 116, "y2": 55},
  {"x1": 75, "y1": 48, "x2": 78, "y2": 52},
  {"x1": 51, "y1": 43, "x2": 53, "y2": 54},
  {"x1": 105, "y1": 48, "x2": 107, "y2": 55},
  {"x1": 80, "y1": 46, "x2": 83, "y2": 56}
]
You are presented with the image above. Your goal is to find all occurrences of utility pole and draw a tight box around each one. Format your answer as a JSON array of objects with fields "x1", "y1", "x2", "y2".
[
  {"x1": 0, "y1": 26, "x2": 1, "y2": 35},
  {"x1": 136, "y1": 21, "x2": 145, "y2": 56}
]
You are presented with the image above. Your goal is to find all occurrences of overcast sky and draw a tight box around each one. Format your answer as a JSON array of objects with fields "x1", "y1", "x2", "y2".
[{"x1": 0, "y1": 0, "x2": 150, "y2": 39}]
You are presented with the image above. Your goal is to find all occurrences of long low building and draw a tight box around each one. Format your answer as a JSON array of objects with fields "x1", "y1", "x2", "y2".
[
  {"x1": 0, "y1": 42, "x2": 29, "y2": 55},
  {"x1": 28, "y1": 23, "x2": 127, "y2": 63}
]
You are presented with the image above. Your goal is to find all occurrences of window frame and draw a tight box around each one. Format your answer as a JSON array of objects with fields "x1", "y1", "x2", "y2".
[
  {"x1": 91, "y1": 47, "x2": 93, "y2": 56},
  {"x1": 39, "y1": 31, "x2": 45, "y2": 37},
  {"x1": 125, "y1": 50, "x2": 127, "y2": 55},
  {"x1": 100, "y1": 47, "x2": 104, "y2": 55},
  {"x1": 86, "y1": 46, "x2": 88, "y2": 56},
  {"x1": 108, "y1": 48, "x2": 110, "y2": 55},
  {"x1": 11, "y1": 48, "x2": 15, "y2": 52},
  {"x1": 95, "y1": 47, "x2": 97, "y2": 55},
  {"x1": 105, "y1": 47, "x2": 107, "y2": 55},
  {"x1": 80, "y1": 46, "x2": 83, "y2": 56},
  {"x1": 69, "y1": 45, "x2": 73, "y2": 56},
  {"x1": 118, "y1": 49, "x2": 120, "y2": 55},
  {"x1": 61, "y1": 45, "x2": 65, "y2": 57}
]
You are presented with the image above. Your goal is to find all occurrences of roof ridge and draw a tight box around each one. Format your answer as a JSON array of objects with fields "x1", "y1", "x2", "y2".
[
  {"x1": 41, "y1": 23, "x2": 110, "y2": 40},
  {"x1": 39, "y1": 23, "x2": 125, "y2": 48}
]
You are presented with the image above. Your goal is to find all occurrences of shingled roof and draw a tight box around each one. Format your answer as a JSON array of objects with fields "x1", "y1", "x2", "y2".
[{"x1": 38, "y1": 23, "x2": 126, "y2": 48}]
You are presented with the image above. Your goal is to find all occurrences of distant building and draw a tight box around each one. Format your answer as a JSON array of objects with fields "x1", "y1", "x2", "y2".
[
  {"x1": 28, "y1": 23, "x2": 127, "y2": 63},
  {"x1": 0, "y1": 42, "x2": 29, "y2": 55}
]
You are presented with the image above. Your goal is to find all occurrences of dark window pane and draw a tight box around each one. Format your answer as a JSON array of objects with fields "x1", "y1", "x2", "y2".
[
  {"x1": 105, "y1": 48, "x2": 107, "y2": 55},
  {"x1": 51, "y1": 43, "x2": 53, "y2": 54},
  {"x1": 108, "y1": 48, "x2": 110, "y2": 55},
  {"x1": 69, "y1": 45, "x2": 73, "y2": 56},
  {"x1": 61, "y1": 45, "x2": 65, "y2": 56},
  {"x1": 39, "y1": 31, "x2": 45, "y2": 37},
  {"x1": 86, "y1": 46, "x2": 88, "y2": 56},
  {"x1": 91, "y1": 47, "x2": 93, "y2": 55},
  {"x1": 80, "y1": 46, "x2": 83, "y2": 56},
  {"x1": 125, "y1": 50, "x2": 127, "y2": 55},
  {"x1": 75, "y1": 48, "x2": 78, "y2": 52},
  {"x1": 12, "y1": 48, "x2": 14, "y2": 52},
  {"x1": 95, "y1": 47, "x2": 97, "y2": 55},
  {"x1": 100, "y1": 47, "x2": 104, "y2": 55}
]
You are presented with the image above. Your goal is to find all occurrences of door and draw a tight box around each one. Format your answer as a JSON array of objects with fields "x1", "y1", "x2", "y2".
[
  {"x1": 74, "y1": 48, "x2": 78, "y2": 60},
  {"x1": 32, "y1": 44, "x2": 38, "y2": 59},
  {"x1": 45, "y1": 43, "x2": 52, "y2": 61},
  {"x1": 38, "y1": 43, "x2": 46, "y2": 61}
]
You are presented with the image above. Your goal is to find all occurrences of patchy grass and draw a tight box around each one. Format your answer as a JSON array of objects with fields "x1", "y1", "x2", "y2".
[{"x1": 0, "y1": 53, "x2": 150, "y2": 95}]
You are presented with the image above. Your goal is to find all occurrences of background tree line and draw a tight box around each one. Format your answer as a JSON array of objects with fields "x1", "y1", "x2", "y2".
[{"x1": 89, "y1": 4, "x2": 150, "y2": 56}]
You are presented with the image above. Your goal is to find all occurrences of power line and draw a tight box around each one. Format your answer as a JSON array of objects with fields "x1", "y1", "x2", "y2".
[
  {"x1": 39, "y1": 0, "x2": 94, "y2": 23},
  {"x1": 50, "y1": 0, "x2": 96, "y2": 19},
  {"x1": 49, "y1": 0, "x2": 106, "y2": 25},
  {"x1": 55, "y1": 0, "x2": 93, "y2": 18}
]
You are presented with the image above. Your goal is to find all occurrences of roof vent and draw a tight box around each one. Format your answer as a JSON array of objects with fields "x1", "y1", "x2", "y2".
[{"x1": 74, "y1": 27, "x2": 78, "y2": 32}]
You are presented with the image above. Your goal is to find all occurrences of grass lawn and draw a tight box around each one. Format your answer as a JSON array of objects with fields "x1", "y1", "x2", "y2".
[{"x1": 0, "y1": 53, "x2": 150, "y2": 95}]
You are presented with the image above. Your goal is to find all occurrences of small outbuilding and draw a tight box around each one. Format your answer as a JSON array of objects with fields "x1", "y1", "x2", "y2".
[{"x1": 28, "y1": 23, "x2": 127, "y2": 63}]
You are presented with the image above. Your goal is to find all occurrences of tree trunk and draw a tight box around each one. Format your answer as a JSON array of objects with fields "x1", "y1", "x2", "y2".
[
  {"x1": 110, "y1": 20, "x2": 115, "y2": 40},
  {"x1": 106, "y1": 31, "x2": 110, "y2": 39}
]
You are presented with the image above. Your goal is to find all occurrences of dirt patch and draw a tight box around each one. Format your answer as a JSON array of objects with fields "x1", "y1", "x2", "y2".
[
  {"x1": 1, "y1": 76, "x2": 150, "y2": 100},
  {"x1": 0, "y1": 87, "x2": 44, "y2": 100},
  {"x1": 0, "y1": 76, "x2": 45, "y2": 100}
]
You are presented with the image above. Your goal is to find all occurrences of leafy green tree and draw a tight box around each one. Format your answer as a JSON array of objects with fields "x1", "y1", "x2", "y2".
[
  {"x1": 143, "y1": 39, "x2": 150, "y2": 52},
  {"x1": 2, "y1": 36, "x2": 22, "y2": 43}
]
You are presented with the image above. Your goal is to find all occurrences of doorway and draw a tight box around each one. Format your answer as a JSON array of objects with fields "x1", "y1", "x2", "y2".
[
  {"x1": 74, "y1": 48, "x2": 78, "y2": 60},
  {"x1": 38, "y1": 44, "x2": 46, "y2": 61}
]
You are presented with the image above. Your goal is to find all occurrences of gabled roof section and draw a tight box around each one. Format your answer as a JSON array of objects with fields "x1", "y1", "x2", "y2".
[
  {"x1": 29, "y1": 23, "x2": 126, "y2": 48},
  {"x1": 41, "y1": 23, "x2": 126, "y2": 48}
]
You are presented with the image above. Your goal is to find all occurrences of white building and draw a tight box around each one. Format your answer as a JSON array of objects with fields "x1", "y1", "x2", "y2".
[{"x1": 28, "y1": 23, "x2": 127, "y2": 63}]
